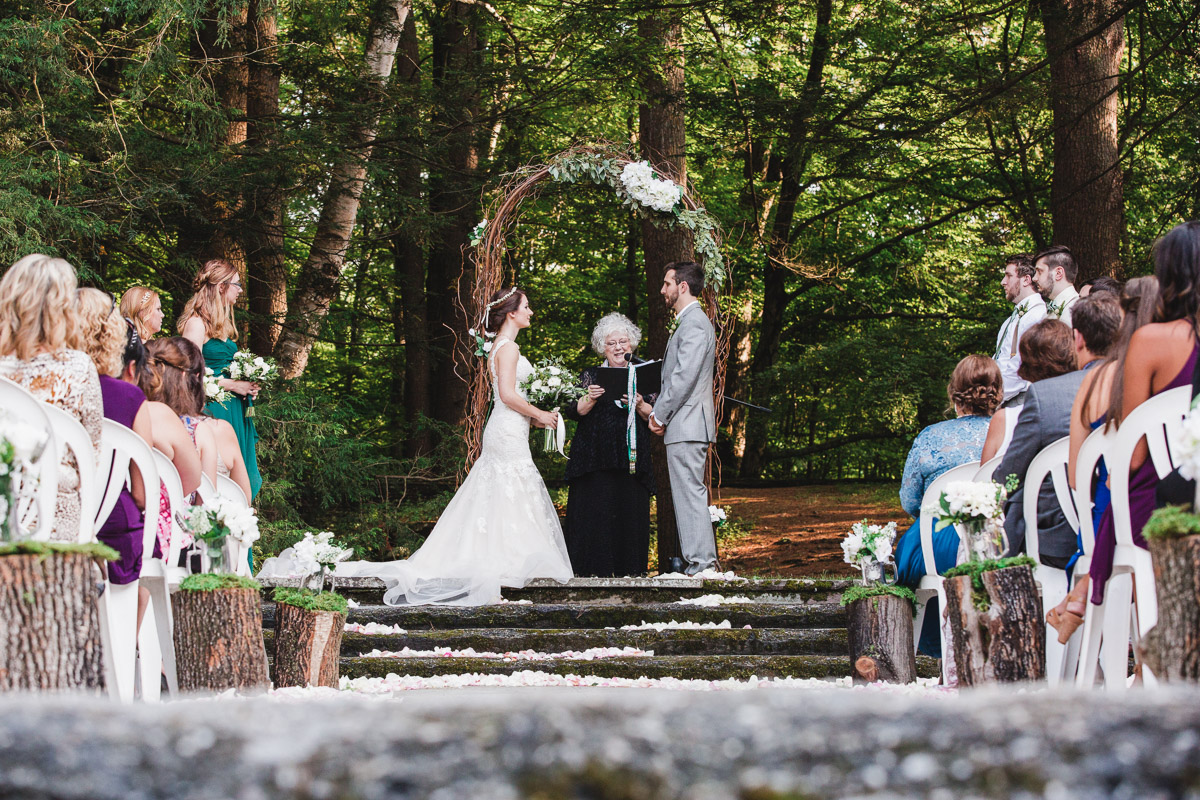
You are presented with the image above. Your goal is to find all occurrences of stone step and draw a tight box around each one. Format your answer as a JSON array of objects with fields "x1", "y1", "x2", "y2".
[
  {"x1": 258, "y1": 576, "x2": 854, "y2": 606},
  {"x1": 261, "y1": 600, "x2": 847, "y2": 630},
  {"x1": 339, "y1": 654, "x2": 876, "y2": 681},
  {"x1": 263, "y1": 626, "x2": 851, "y2": 657}
]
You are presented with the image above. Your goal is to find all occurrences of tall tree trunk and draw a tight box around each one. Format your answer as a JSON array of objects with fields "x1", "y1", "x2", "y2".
[
  {"x1": 273, "y1": 0, "x2": 413, "y2": 378},
  {"x1": 192, "y1": 5, "x2": 249, "y2": 272},
  {"x1": 244, "y1": 0, "x2": 288, "y2": 354},
  {"x1": 638, "y1": 12, "x2": 691, "y2": 573},
  {"x1": 425, "y1": 0, "x2": 481, "y2": 428},
  {"x1": 1038, "y1": 0, "x2": 1126, "y2": 282},
  {"x1": 739, "y1": 0, "x2": 831, "y2": 480},
  {"x1": 388, "y1": 13, "x2": 433, "y2": 458}
]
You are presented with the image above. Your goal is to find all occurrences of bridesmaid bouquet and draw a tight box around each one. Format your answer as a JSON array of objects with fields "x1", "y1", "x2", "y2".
[
  {"x1": 228, "y1": 352, "x2": 279, "y2": 417},
  {"x1": 203, "y1": 367, "x2": 232, "y2": 404},
  {"x1": 521, "y1": 359, "x2": 586, "y2": 453}
]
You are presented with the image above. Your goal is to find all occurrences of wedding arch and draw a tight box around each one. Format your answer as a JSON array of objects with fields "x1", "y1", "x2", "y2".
[{"x1": 457, "y1": 143, "x2": 732, "y2": 465}]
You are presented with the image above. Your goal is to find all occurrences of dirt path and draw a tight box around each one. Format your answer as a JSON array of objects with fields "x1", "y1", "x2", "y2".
[{"x1": 713, "y1": 484, "x2": 910, "y2": 579}]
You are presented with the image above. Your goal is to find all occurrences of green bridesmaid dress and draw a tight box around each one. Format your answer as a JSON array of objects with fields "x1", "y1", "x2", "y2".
[{"x1": 202, "y1": 338, "x2": 263, "y2": 499}]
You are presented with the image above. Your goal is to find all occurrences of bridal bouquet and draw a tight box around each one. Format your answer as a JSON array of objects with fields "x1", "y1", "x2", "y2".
[
  {"x1": 0, "y1": 415, "x2": 48, "y2": 541},
  {"x1": 229, "y1": 352, "x2": 279, "y2": 417},
  {"x1": 179, "y1": 497, "x2": 261, "y2": 573},
  {"x1": 841, "y1": 520, "x2": 897, "y2": 585},
  {"x1": 203, "y1": 367, "x2": 231, "y2": 404},
  {"x1": 926, "y1": 479, "x2": 1012, "y2": 562},
  {"x1": 521, "y1": 359, "x2": 586, "y2": 453}
]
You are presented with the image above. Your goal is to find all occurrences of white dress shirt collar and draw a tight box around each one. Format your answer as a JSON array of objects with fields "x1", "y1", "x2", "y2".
[{"x1": 675, "y1": 299, "x2": 700, "y2": 320}]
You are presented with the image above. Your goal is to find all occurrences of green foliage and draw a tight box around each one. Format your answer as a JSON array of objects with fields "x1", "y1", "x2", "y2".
[
  {"x1": 943, "y1": 555, "x2": 1037, "y2": 611},
  {"x1": 0, "y1": 541, "x2": 119, "y2": 560},
  {"x1": 1143, "y1": 505, "x2": 1200, "y2": 542},
  {"x1": 178, "y1": 573, "x2": 261, "y2": 593},
  {"x1": 272, "y1": 586, "x2": 348, "y2": 614},
  {"x1": 840, "y1": 584, "x2": 917, "y2": 607}
]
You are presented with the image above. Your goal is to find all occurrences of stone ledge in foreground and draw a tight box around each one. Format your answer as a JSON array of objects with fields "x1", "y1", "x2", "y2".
[{"x1": 1, "y1": 688, "x2": 1198, "y2": 799}]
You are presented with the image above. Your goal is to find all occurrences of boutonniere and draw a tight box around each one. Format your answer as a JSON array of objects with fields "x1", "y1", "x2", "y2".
[
  {"x1": 1015, "y1": 303, "x2": 1032, "y2": 319},
  {"x1": 1047, "y1": 298, "x2": 1066, "y2": 318},
  {"x1": 667, "y1": 315, "x2": 680, "y2": 336}
]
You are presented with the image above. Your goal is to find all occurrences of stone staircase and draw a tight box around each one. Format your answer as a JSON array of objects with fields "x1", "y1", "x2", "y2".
[{"x1": 258, "y1": 576, "x2": 938, "y2": 683}]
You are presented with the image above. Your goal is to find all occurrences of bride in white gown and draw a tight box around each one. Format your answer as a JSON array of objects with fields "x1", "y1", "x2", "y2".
[{"x1": 259, "y1": 287, "x2": 574, "y2": 605}]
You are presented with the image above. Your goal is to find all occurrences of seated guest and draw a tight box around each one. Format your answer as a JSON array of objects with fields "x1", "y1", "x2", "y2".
[
  {"x1": 0, "y1": 255, "x2": 102, "y2": 540},
  {"x1": 120, "y1": 286, "x2": 165, "y2": 341},
  {"x1": 76, "y1": 288, "x2": 155, "y2": 595},
  {"x1": 894, "y1": 355, "x2": 1003, "y2": 656},
  {"x1": 561, "y1": 313, "x2": 656, "y2": 577},
  {"x1": 1078, "y1": 275, "x2": 1122, "y2": 298},
  {"x1": 993, "y1": 310, "x2": 1119, "y2": 569},
  {"x1": 981, "y1": 316, "x2": 1083, "y2": 461},
  {"x1": 1048, "y1": 278, "x2": 1156, "y2": 641},
  {"x1": 1088, "y1": 222, "x2": 1200, "y2": 612}
]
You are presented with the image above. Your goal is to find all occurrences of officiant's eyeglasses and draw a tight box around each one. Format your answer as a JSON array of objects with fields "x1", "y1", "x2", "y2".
[{"x1": 604, "y1": 338, "x2": 631, "y2": 348}]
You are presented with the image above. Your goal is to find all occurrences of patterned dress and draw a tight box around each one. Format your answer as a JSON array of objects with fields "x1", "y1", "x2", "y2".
[
  {"x1": 0, "y1": 349, "x2": 102, "y2": 540},
  {"x1": 893, "y1": 415, "x2": 991, "y2": 657}
]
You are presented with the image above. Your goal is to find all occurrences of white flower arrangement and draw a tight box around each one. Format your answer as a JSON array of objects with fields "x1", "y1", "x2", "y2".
[
  {"x1": 841, "y1": 520, "x2": 897, "y2": 584},
  {"x1": 291, "y1": 530, "x2": 354, "y2": 590},
  {"x1": 620, "y1": 161, "x2": 683, "y2": 213},
  {"x1": 1174, "y1": 401, "x2": 1200, "y2": 485},
  {"x1": 926, "y1": 479, "x2": 1013, "y2": 562},
  {"x1": 0, "y1": 415, "x2": 48, "y2": 540},
  {"x1": 708, "y1": 505, "x2": 728, "y2": 527},
  {"x1": 179, "y1": 496, "x2": 261, "y2": 573},
  {"x1": 228, "y1": 351, "x2": 278, "y2": 383},
  {"x1": 469, "y1": 219, "x2": 488, "y2": 247},
  {"x1": 203, "y1": 367, "x2": 232, "y2": 404}
]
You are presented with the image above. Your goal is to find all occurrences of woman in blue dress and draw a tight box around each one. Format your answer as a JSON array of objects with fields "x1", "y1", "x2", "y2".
[
  {"x1": 893, "y1": 355, "x2": 1004, "y2": 656},
  {"x1": 179, "y1": 259, "x2": 263, "y2": 499}
]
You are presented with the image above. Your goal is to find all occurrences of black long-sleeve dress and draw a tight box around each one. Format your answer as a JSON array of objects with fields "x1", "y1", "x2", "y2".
[{"x1": 561, "y1": 365, "x2": 656, "y2": 577}]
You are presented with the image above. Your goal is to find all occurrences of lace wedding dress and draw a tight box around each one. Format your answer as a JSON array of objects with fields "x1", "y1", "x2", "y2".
[{"x1": 259, "y1": 337, "x2": 573, "y2": 605}]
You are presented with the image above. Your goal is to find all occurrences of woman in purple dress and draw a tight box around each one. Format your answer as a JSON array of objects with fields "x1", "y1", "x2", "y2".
[
  {"x1": 1089, "y1": 221, "x2": 1200, "y2": 607},
  {"x1": 77, "y1": 290, "x2": 155, "y2": 625}
]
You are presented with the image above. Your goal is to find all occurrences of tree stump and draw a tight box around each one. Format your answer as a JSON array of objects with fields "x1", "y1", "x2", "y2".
[
  {"x1": 274, "y1": 602, "x2": 345, "y2": 688},
  {"x1": 943, "y1": 565, "x2": 1045, "y2": 686},
  {"x1": 172, "y1": 588, "x2": 269, "y2": 693},
  {"x1": 0, "y1": 554, "x2": 104, "y2": 691},
  {"x1": 1140, "y1": 536, "x2": 1200, "y2": 682},
  {"x1": 847, "y1": 594, "x2": 917, "y2": 684}
]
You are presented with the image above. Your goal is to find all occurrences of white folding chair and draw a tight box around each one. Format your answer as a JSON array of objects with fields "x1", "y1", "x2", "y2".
[
  {"x1": 1020, "y1": 435, "x2": 1077, "y2": 686},
  {"x1": 1067, "y1": 424, "x2": 1115, "y2": 684},
  {"x1": 0, "y1": 377, "x2": 58, "y2": 540},
  {"x1": 139, "y1": 448, "x2": 191, "y2": 697},
  {"x1": 913, "y1": 462, "x2": 978, "y2": 683},
  {"x1": 39, "y1": 402, "x2": 101, "y2": 543},
  {"x1": 217, "y1": 473, "x2": 250, "y2": 506},
  {"x1": 975, "y1": 455, "x2": 1001, "y2": 483},
  {"x1": 1076, "y1": 385, "x2": 1189, "y2": 690},
  {"x1": 94, "y1": 420, "x2": 160, "y2": 703}
]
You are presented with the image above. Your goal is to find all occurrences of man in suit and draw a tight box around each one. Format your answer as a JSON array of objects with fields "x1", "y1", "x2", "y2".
[
  {"x1": 649, "y1": 261, "x2": 718, "y2": 575},
  {"x1": 993, "y1": 293, "x2": 1120, "y2": 565}
]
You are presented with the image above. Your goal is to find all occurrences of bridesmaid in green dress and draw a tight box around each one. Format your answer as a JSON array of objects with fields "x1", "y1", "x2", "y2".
[{"x1": 179, "y1": 259, "x2": 263, "y2": 499}]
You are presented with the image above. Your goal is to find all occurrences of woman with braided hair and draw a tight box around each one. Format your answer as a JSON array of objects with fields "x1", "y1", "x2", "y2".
[
  {"x1": 892, "y1": 354, "x2": 1004, "y2": 657},
  {"x1": 179, "y1": 259, "x2": 262, "y2": 499}
]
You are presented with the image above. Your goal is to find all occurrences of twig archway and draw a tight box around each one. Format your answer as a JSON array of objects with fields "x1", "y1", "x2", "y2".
[{"x1": 457, "y1": 143, "x2": 732, "y2": 467}]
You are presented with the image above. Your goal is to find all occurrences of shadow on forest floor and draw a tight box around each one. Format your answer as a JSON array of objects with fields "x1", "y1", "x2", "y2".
[{"x1": 715, "y1": 484, "x2": 908, "y2": 579}]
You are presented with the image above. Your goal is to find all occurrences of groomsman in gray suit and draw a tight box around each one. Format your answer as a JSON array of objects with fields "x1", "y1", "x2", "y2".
[{"x1": 649, "y1": 261, "x2": 719, "y2": 575}]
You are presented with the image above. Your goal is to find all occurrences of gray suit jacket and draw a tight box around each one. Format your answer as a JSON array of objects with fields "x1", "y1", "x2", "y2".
[
  {"x1": 655, "y1": 302, "x2": 716, "y2": 445},
  {"x1": 992, "y1": 369, "x2": 1087, "y2": 564}
]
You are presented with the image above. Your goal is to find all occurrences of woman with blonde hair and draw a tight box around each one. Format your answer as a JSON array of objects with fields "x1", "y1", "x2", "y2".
[
  {"x1": 178, "y1": 259, "x2": 261, "y2": 499},
  {"x1": 0, "y1": 254, "x2": 102, "y2": 539},
  {"x1": 120, "y1": 286, "x2": 165, "y2": 341}
]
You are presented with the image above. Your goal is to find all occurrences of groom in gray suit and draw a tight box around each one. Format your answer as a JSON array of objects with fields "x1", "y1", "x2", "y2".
[{"x1": 649, "y1": 261, "x2": 719, "y2": 575}]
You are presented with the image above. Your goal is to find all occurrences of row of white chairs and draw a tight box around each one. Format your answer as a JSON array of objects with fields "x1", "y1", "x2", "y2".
[
  {"x1": 914, "y1": 385, "x2": 1190, "y2": 689},
  {"x1": 1, "y1": 376, "x2": 253, "y2": 702}
]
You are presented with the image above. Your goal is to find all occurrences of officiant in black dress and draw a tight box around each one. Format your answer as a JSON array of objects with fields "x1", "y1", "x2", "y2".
[{"x1": 562, "y1": 312, "x2": 656, "y2": 577}]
